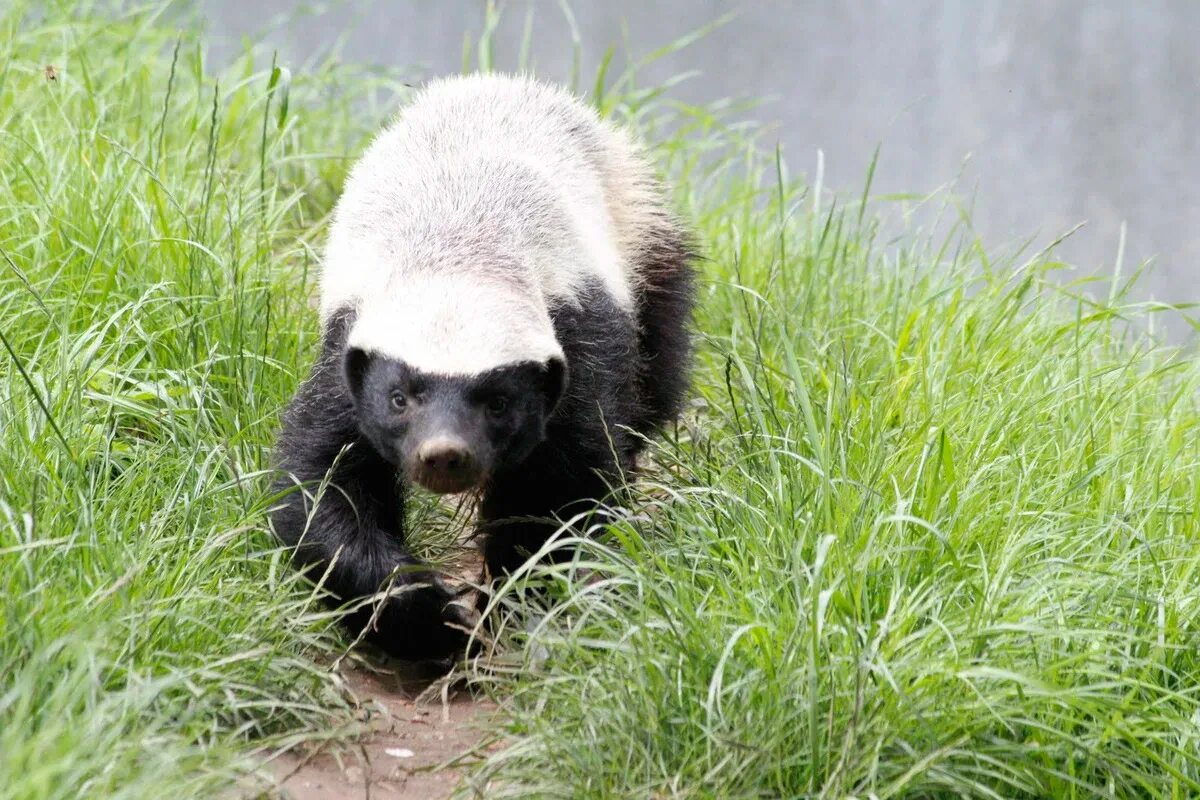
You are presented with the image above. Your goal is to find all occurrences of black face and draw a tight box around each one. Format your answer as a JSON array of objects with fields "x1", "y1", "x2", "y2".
[{"x1": 345, "y1": 349, "x2": 568, "y2": 494}]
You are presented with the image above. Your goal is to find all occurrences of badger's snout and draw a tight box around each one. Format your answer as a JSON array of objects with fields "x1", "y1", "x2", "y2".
[{"x1": 411, "y1": 436, "x2": 480, "y2": 494}]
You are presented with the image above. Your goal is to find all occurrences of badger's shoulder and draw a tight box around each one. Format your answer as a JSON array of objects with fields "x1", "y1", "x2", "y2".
[{"x1": 421, "y1": 74, "x2": 685, "y2": 299}]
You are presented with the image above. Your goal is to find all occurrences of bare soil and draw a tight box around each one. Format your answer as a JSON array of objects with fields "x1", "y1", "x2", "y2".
[{"x1": 266, "y1": 661, "x2": 495, "y2": 800}]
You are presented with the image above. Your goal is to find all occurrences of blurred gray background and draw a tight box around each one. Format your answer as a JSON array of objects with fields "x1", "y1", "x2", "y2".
[{"x1": 206, "y1": 1, "x2": 1198, "y2": 336}]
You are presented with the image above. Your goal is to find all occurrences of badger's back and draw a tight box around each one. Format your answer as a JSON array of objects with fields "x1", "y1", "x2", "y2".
[{"x1": 322, "y1": 74, "x2": 667, "y2": 319}]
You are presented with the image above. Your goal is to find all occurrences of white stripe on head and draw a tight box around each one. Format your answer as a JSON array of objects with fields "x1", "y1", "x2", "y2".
[{"x1": 347, "y1": 275, "x2": 563, "y2": 376}]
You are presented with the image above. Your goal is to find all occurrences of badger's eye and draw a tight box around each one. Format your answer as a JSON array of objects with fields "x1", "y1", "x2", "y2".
[
  {"x1": 486, "y1": 395, "x2": 510, "y2": 416},
  {"x1": 390, "y1": 391, "x2": 408, "y2": 411}
]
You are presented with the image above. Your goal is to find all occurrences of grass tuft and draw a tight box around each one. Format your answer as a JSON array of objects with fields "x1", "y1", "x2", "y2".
[{"x1": 0, "y1": 2, "x2": 393, "y2": 795}]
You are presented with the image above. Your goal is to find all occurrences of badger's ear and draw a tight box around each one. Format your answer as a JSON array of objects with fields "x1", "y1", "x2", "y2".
[
  {"x1": 344, "y1": 347, "x2": 372, "y2": 401},
  {"x1": 541, "y1": 356, "x2": 568, "y2": 414}
]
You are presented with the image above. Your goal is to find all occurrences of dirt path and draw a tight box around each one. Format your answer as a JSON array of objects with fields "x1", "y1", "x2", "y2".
[
  {"x1": 268, "y1": 661, "x2": 495, "y2": 799},
  {"x1": 264, "y1": 521, "x2": 497, "y2": 798}
]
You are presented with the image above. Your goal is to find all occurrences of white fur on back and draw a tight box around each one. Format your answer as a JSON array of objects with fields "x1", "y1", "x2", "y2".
[{"x1": 320, "y1": 73, "x2": 668, "y2": 375}]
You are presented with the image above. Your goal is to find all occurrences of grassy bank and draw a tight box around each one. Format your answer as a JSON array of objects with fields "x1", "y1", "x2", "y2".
[
  {"x1": 2, "y1": 3, "x2": 1199, "y2": 799},
  {"x1": 0, "y1": 3, "x2": 373, "y2": 795}
]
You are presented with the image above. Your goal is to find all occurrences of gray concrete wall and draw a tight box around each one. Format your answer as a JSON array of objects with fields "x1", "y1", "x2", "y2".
[{"x1": 206, "y1": 1, "x2": 1198, "y2": 333}]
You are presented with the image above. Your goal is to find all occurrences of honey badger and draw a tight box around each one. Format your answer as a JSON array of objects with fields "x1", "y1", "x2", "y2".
[{"x1": 271, "y1": 73, "x2": 695, "y2": 660}]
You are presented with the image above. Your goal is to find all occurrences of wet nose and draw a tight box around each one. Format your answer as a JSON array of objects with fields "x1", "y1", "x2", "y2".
[{"x1": 416, "y1": 437, "x2": 474, "y2": 476}]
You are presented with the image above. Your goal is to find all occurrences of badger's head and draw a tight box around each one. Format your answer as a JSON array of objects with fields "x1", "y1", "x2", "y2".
[
  {"x1": 341, "y1": 277, "x2": 568, "y2": 494},
  {"x1": 345, "y1": 350, "x2": 566, "y2": 493}
]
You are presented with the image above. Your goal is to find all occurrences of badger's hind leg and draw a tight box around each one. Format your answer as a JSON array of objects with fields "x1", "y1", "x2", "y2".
[
  {"x1": 632, "y1": 219, "x2": 697, "y2": 436},
  {"x1": 270, "y1": 314, "x2": 471, "y2": 661}
]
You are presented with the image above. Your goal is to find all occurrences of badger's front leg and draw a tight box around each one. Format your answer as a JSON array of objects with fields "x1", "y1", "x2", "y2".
[
  {"x1": 478, "y1": 407, "x2": 635, "y2": 592},
  {"x1": 270, "y1": 323, "x2": 470, "y2": 661},
  {"x1": 479, "y1": 465, "x2": 613, "y2": 584}
]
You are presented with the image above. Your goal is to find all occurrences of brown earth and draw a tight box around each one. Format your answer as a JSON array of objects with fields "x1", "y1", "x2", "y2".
[{"x1": 264, "y1": 660, "x2": 496, "y2": 800}]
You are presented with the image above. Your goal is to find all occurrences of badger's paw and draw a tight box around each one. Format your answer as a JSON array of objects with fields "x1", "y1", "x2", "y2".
[{"x1": 360, "y1": 576, "x2": 480, "y2": 663}]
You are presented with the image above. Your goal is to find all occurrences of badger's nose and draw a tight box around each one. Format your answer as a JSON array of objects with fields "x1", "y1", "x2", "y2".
[
  {"x1": 414, "y1": 437, "x2": 478, "y2": 492},
  {"x1": 420, "y1": 441, "x2": 470, "y2": 471}
]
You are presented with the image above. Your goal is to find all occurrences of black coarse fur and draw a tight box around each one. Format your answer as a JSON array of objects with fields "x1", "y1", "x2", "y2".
[
  {"x1": 271, "y1": 254, "x2": 694, "y2": 660},
  {"x1": 479, "y1": 282, "x2": 641, "y2": 579},
  {"x1": 631, "y1": 218, "x2": 697, "y2": 436},
  {"x1": 270, "y1": 310, "x2": 472, "y2": 661}
]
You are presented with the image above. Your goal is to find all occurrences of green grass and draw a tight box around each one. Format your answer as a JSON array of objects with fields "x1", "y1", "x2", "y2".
[
  {"x1": 2, "y1": 3, "x2": 1199, "y2": 799},
  {"x1": 0, "y1": 3, "x2": 376, "y2": 796}
]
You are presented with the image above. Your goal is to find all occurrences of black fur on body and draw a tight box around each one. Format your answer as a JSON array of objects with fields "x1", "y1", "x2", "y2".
[{"x1": 271, "y1": 231, "x2": 694, "y2": 662}]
